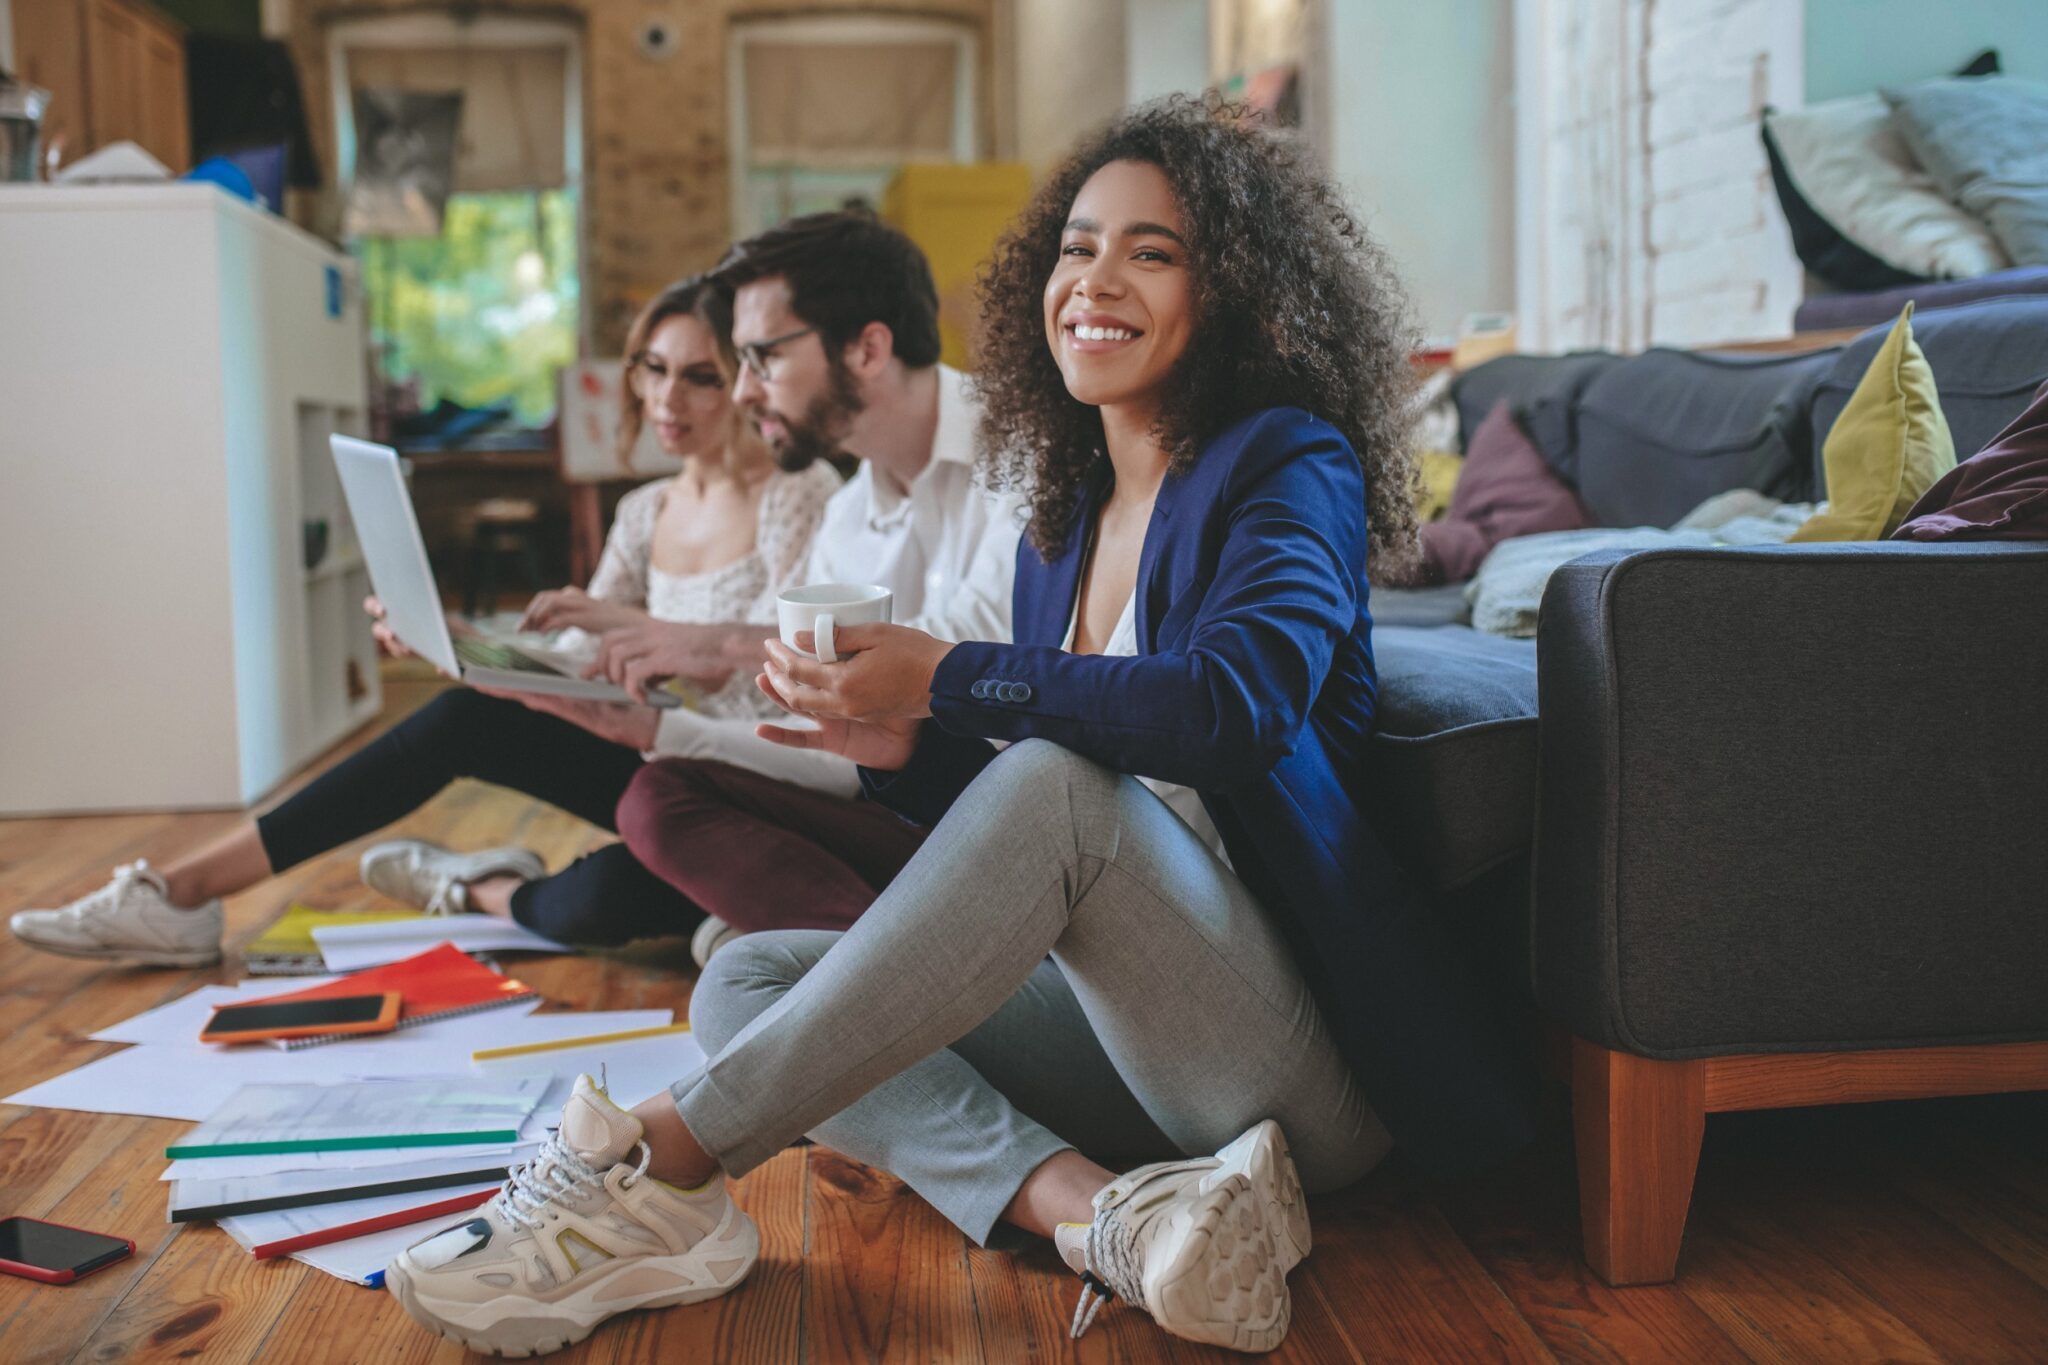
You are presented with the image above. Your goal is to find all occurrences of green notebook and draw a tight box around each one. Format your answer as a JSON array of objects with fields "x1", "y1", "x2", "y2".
[{"x1": 242, "y1": 904, "x2": 428, "y2": 976}]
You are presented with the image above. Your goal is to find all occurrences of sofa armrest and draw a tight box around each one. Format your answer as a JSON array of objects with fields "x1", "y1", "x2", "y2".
[{"x1": 1531, "y1": 542, "x2": 2048, "y2": 1059}]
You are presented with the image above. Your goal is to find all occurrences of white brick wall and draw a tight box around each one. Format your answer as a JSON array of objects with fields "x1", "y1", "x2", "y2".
[{"x1": 1516, "y1": 0, "x2": 1804, "y2": 351}]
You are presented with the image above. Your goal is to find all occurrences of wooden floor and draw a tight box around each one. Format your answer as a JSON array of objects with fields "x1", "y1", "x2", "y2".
[{"x1": 4, "y1": 673, "x2": 2047, "y2": 1364}]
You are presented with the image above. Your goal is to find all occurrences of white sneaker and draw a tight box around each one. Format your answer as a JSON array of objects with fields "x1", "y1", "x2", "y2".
[
  {"x1": 386, "y1": 1075, "x2": 758, "y2": 1357},
  {"x1": 8, "y1": 860, "x2": 222, "y2": 967},
  {"x1": 360, "y1": 840, "x2": 545, "y2": 915},
  {"x1": 1054, "y1": 1120, "x2": 1305, "y2": 1354},
  {"x1": 689, "y1": 915, "x2": 745, "y2": 969}
]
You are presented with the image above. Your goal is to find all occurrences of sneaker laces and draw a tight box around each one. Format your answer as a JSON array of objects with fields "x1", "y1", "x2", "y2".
[
  {"x1": 1069, "y1": 1200, "x2": 1148, "y2": 1339},
  {"x1": 69, "y1": 861, "x2": 156, "y2": 923},
  {"x1": 494, "y1": 1128, "x2": 652, "y2": 1233}
]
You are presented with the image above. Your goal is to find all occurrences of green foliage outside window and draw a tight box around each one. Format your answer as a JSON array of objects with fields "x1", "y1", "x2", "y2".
[{"x1": 358, "y1": 190, "x2": 581, "y2": 429}]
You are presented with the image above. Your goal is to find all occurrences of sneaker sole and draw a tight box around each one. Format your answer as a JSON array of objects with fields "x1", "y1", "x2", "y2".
[
  {"x1": 386, "y1": 1204, "x2": 759, "y2": 1357},
  {"x1": 1211, "y1": 1120, "x2": 1309, "y2": 1272},
  {"x1": 360, "y1": 842, "x2": 546, "y2": 913},
  {"x1": 8, "y1": 932, "x2": 219, "y2": 968},
  {"x1": 1142, "y1": 1175, "x2": 1290, "y2": 1354}
]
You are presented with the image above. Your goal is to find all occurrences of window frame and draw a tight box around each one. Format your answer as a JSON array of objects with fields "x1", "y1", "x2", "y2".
[
  {"x1": 726, "y1": 13, "x2": 979, "y2": 239},
  {"x1": 326, "y1": 11, "x2": 590, "y2": 355}
]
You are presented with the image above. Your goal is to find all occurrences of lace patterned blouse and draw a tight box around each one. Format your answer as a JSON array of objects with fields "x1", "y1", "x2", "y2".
[{"x1": 579, "y1": 462, "x2": 843, "y2": 719}]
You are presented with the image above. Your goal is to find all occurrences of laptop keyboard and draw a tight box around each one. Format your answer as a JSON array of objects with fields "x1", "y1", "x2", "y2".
[{"x1": 453, "y1": 636, "x2": 560, "y2": 675}]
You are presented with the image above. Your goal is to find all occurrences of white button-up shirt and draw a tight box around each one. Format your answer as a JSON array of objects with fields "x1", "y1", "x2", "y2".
[{"x1": 802, "y1": 365, "x2": 1022, "y2": 645}]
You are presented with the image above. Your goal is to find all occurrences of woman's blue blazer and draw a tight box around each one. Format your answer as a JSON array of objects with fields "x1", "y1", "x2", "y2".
[{"x1": 864, "y1": 406, "x2": 1533, "y2": 1174}]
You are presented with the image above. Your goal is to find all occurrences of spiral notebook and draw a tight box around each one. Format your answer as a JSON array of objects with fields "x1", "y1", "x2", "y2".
[{"x1": 239, "y1": 943, "x2": 538, "y2": 1050}]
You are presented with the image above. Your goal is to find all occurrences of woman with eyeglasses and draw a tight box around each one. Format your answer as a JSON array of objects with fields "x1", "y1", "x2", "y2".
[{"x1": 8, "y1": 275, "x2": 848, "y2": 972}]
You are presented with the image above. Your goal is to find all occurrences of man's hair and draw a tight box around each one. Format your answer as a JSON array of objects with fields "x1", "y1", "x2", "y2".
[{"x1": 714, "y1": 210, "x2": 942, "y2": 368}]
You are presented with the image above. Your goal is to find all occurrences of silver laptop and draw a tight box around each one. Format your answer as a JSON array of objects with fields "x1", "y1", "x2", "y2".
[{"x1": 330, "y1": 435, "x2": 678, "y2": 708}]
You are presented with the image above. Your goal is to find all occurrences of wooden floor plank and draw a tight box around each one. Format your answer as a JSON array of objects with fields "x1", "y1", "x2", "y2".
[
  {"x1": 0, "y1": 1112, "x2": 176, "y2": 1365},
  {"x1": 4, "y1": 667, "x2": 2046, "y2": 1363},
  {"x1": 803, "y1": 1148, "x2": 987, "y2": 1363},
  {"x1": 1301, "y1": 1162, "x2": 1554, "y2": 1364},
  {"x1": 1429, "y1": 1118, "x2": 1747, "y2": 1365},
  {"x1": 1679, "y1": 1111, "x2": 1949, "y2": 1363},
  {"x1": 1723, "y1": 1106, "x2": 2048, "y2": 1362}
]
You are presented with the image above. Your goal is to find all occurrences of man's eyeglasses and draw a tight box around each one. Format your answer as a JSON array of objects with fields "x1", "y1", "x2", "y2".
[
  {"x1": 628, "y1": 354, "x2": 726, "y2": 397},
  {"x1": 735, "y1": 326, "x2": 818, "y2": 382}
]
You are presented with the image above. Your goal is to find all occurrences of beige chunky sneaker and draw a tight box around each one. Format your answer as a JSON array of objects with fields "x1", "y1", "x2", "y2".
[
  {"x1": 8, "y1": 860, "x2": 222, "y2": 967},
  {"x1": 1054, "y1": 1120, "x2": 1305, "y2": 1353},
  {"x1": 360, "y1": 840, "x2": 545, "y2": 916},
  {"x1": 386, "y1": 1075, "x2": 758, "y2": 1357}
]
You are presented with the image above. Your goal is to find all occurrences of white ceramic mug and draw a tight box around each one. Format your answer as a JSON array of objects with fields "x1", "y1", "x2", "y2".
[{"x1": 776, "y1": 583, "x2": 893, "y2": 663}]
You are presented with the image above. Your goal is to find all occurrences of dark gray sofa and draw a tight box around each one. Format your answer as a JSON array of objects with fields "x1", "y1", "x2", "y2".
[{"x1": 1369, "y1": 295, "x2": 2048, "y2": 1285}]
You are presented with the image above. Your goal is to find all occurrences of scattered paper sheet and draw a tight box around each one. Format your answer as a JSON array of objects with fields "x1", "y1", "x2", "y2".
[
  {"x1": 90, "y1": 977, "x2": 345, "y2": 1044},
  {"x1": 5, "y1": 1038, "x2": 493, "y2": 1121},
  {"x1": 314, "y1": 918, "x2": 569, "y2": 971},
  {"x1": 174, "y1": 1075, "x2": 549, "y2": 1158},
  {"x1": 475, "y1": 1027, "x2": 706, "y2": 1109},
  {"x1": 270, "y1": 1217, "x2": 453, "y2": 1285}
]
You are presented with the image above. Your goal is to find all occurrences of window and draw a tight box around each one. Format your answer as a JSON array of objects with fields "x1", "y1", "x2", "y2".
[
  {"x1": 729, "y1": 15, "x2": 978, "y2": 237},
  {"x1": 329, "y1": 14, "x2": 584, "y2": 439}
]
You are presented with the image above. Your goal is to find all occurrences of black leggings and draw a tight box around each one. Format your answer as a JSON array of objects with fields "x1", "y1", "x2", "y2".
[{"x1": 254, "y1": 688, "x2": 706, "y2": 945}]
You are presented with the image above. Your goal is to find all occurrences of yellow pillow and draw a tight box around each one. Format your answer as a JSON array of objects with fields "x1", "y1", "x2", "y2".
[
  {"x1": 1789, "y1": 303, "x2": 1955, "y2": 542},
  {"x1": 1414, "y1": 449, "x2": 1464, "y2": 522}
]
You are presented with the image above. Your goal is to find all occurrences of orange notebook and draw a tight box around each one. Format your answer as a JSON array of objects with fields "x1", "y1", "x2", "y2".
[{"x1": 243, "y1": 943, "x2": 537, "y2": 1050}]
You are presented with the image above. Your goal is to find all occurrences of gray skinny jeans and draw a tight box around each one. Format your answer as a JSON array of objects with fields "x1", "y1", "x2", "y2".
[{"x1": 672, "y1": 738, "x2": 1392, "y2": 1243}]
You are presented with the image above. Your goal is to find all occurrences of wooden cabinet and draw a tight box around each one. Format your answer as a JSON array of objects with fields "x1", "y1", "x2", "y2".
[{"x1": 9, "y1": 0, "x2": 189, "y2": 173}]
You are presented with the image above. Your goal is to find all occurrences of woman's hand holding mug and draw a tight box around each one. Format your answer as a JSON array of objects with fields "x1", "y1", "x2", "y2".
[{"x1": 756, "y1": 583, "x2": 952, "y2": 769}]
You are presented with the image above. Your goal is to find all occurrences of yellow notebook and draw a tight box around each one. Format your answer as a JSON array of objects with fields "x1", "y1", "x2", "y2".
[{"x1": 242, "y1": 904, "x2": 429, "y2": 976}]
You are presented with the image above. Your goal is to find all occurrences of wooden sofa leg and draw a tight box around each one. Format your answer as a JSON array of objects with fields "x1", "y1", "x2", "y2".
[{"x1": 1571, "y1": 1037, "x2": 1706, "y2": 1286}]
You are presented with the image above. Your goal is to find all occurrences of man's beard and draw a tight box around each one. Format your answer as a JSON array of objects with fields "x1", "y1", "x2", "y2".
[{"x1": 763, "y1": 358, "x2": 865, "y2": 472}]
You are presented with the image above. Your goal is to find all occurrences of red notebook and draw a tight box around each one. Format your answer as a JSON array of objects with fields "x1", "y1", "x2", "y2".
[{"x1": 242, "y1": 943, "x2": 537, "y2": 1050}]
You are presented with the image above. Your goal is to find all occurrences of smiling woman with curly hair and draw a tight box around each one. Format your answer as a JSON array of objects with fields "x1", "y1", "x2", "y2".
[
  {"x1": 975, "y1": 95, "x2": 1423, "y2": 572},
  {"x1": 380, "y1": 97, "x2": 1533, "y2": 1363}
]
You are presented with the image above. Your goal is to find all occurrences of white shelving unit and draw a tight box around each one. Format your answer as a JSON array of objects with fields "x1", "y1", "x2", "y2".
[{"x1": 0, "y1": 183, "x2": 378, "y2": 814}]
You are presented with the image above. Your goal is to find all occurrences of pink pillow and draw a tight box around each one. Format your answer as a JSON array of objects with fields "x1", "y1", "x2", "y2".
[{"x1": 1419, "y1": 400, "x2": 1596, "y2": 583}]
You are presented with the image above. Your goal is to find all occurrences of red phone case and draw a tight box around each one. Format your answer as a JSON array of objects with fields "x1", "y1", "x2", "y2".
[{"x1": 0, "y1": 1218, "x2": 136, "y2": 1284}]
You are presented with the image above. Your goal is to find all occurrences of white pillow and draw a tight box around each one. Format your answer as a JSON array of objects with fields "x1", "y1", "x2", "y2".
[{"x1": 1766, "y1": 95, "x2": 2010, "y2": 279}]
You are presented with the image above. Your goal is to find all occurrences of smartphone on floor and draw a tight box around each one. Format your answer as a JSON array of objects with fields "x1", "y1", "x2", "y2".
[{"x1": 0, "y1": 1217, "x2": 136, "y2": 1284}]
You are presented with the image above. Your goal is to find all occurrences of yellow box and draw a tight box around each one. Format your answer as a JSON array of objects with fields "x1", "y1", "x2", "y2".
[{"x1": 883, "y1": 162, "x2": 1035, "y2": 370}]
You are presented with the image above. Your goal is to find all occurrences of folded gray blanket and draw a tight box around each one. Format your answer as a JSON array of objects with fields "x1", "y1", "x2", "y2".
[{"x1": 1466, "y1": 492, "x2": 1816, "y2": 637}]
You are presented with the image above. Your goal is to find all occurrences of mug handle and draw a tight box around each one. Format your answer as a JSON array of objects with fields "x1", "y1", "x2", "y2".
[{"x1": 814, "y1": 612, "x2": 838, "y2": 664}]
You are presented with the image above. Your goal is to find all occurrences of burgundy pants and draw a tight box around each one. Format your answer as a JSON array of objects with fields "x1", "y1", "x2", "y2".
[{"x1": 616, "y1": 759, "x2": 928, "y2": 933}]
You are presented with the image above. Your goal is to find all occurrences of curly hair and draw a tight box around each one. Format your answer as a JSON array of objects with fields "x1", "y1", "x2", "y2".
[{"x1": 972, "y1": 96, "x2": 1421, "y2": 570}]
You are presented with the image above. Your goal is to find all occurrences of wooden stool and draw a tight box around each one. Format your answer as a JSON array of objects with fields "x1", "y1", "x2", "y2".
[{"x1": 462, "y1": 497, "x2": 546, "y2": 618}]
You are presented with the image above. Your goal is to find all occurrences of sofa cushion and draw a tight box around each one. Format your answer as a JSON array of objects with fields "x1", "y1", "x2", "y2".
[
  {"x1": 1811, "y1": 296, "x2": 2048, "y2": 490},
  {"x1": 1367, "y1": 626, "x2": 1539, "y2": 892},
  {"x1": 1885, "y1": 75, "x2": 2048, "y2": 266},
  {"x1": 1450, "y1": 351, "x2": 1622, "y2": 483},
  {"x1": 1763, "y1": 93, "x2": 2009, "y2": 289},
  {"x1": 1792, "y1": 263, "x2": 2048, "y2": 332},
  {"x1": 1419, "y1": 401, "x2": 1595, "y2": 584},
  {"x1": 1571, "y1": 346, "x2": 1840, "y2": 528},
  {"x1": 1791, "y1": 304, "x2": 1956, "y2": 542},
  {"x1": 1896, "y1": 379, "x2": 2048, "y2": 540}
]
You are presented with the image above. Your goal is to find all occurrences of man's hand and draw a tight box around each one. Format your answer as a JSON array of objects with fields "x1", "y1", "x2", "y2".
[
  {"x1": 473, "y1": 685, "x2": 660, "y2": 750},
  {"x1": 760, "y1": 623, "x2": 953, "y2": 724},
  {"x1": 753, "y1": 674, "x2": 923, "y2": 770},
  {"x1": 588, "y1": 621, "x2": 771, "y2": 701}
]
